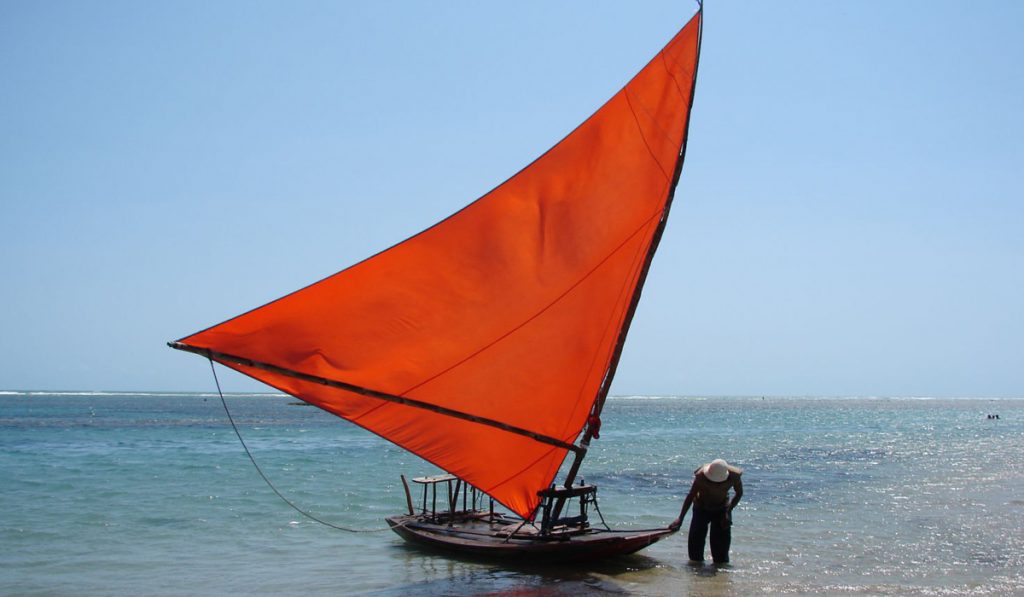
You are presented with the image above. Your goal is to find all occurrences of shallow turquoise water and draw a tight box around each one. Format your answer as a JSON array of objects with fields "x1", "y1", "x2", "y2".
[{"x1": 1, "y1": 392, "x2": 1022, "y2": 595}]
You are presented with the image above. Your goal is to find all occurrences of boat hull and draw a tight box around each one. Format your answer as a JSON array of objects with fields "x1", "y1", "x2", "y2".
[{"x1": 386, "y1": 514, "x2": 675, "y2": 563}]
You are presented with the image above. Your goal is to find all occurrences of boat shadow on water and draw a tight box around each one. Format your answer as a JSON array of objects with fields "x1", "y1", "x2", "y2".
[{"x1": 363, "y1": 543, "x2": 666, "y2": 595}]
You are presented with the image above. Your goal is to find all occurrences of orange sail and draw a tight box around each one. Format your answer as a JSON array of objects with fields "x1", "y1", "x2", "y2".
[{"x1": 173, "y1": 11, "x2": 702, "y2": 518}]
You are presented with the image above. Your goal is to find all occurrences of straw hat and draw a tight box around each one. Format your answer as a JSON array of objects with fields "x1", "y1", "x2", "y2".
[{"x1": 703, "y1": 459, "x2": 732, "y2": 483}]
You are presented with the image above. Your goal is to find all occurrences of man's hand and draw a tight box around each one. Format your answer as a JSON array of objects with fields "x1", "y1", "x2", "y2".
[{"x1": 668, "y1": 518, "x2": 682, "y2": 531}]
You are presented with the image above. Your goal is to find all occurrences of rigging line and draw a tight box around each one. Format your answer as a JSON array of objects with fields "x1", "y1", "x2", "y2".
[
  {"x1": 590, "y1": 491, "x2": 612, "y2": 531},
  {"x1": 208, "y1": 358, "x2": 530, "y2": 521},
  {"x1": 207, "y1": 358, "x2": 396, "y2": 533}
]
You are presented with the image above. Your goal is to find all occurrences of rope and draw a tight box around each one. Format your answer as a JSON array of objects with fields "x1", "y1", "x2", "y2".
[
  {"x1": 590, "y1": 490, "x2": 612, "y2": 531},
  {"x1": 207, "y1": 359, "x2": 668, "y2": 536},
  {"x1": 209, "y1": 358, "x2": 396, "y2": 533}
]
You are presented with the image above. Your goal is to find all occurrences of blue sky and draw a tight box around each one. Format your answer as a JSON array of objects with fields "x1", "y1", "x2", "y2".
[{"x1": 1, "y1": 1, "x2": 1021, "y2": 396}]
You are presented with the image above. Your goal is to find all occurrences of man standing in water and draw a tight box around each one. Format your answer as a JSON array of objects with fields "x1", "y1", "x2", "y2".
[{"x1": 669, "y1": 458, "x2": 743, "y2": 564}]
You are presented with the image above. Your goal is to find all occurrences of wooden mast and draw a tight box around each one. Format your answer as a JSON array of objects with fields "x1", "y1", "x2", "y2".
[{"x1": 559, "y1": 1, "x2": 704, "y2": 491}]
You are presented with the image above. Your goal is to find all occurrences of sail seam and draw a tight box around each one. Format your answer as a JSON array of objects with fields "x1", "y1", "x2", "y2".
[
  {"x1": 626, "y1": 72, "x2": 686, "y2": 152},
  {"x1": 391, "y1": 210, "x2": 663, "y2": 400},
  {"x1": 482, "y1": 445, "x2": 561, "y2": 496},
  {"x1": 561, "y1": 213, "x2": 660, "y2": 440},
  {"x1": 660, "y1": 48, "x2": 692, "y2": 103},
  {"x1": 623, "y1": 90, "x2": 672, "y2": 182}
]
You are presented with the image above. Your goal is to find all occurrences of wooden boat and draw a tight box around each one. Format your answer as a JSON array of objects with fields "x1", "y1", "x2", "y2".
[
  {"x1": 385, "y1": 474, "x2": 674, "y2": 562},
  {"x1": 170, "y1": 4, "x2": 702, "y2": 562}
]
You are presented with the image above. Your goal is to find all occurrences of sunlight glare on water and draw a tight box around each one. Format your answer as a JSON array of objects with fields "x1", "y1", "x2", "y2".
[{"x1": 1, "y1": 393, "x2": 1021, "y2": 595}]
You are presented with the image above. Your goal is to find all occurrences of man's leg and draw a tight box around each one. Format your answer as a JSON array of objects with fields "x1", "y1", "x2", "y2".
[
  {"x1": 709, "y1": 511, "x2": 731, "y2": 564},
  {"x1": 687, "y1": 508, "x2": 710, "y2": 561}
]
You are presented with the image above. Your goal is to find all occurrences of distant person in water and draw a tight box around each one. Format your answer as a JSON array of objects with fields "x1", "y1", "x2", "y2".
[{"x1": 669, "y1": 458, "x2": 743, "y2": 564}]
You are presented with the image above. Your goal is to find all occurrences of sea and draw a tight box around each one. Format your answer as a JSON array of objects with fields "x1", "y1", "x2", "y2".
[{"x1": 1, "y1": 391, "x2": 1022, "y2": 596}]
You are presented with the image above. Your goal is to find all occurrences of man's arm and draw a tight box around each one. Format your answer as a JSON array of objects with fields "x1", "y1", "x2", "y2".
[
  {"x1": 728, "y1": 476, "x2": 743, "y2": 512},
  {"x1": 669, "y1": 482, "x2": 697, "y2": 531}
]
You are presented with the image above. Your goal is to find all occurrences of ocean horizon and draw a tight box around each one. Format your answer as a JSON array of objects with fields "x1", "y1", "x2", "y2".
[
  {"x1": 3, "y1": 390, "x2": 1021, "y2": 399},
  {"x1": 2, "y1": 392, "x2": 1021, "y2": 595}
]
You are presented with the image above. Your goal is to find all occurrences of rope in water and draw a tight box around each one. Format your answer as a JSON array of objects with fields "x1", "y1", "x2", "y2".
[
  {"x1": 209, "y1": 358, "x2": 395, "y2": 533},
  {"x1": 208, "y1": 358, "x2": 671, "y2": 537}
]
